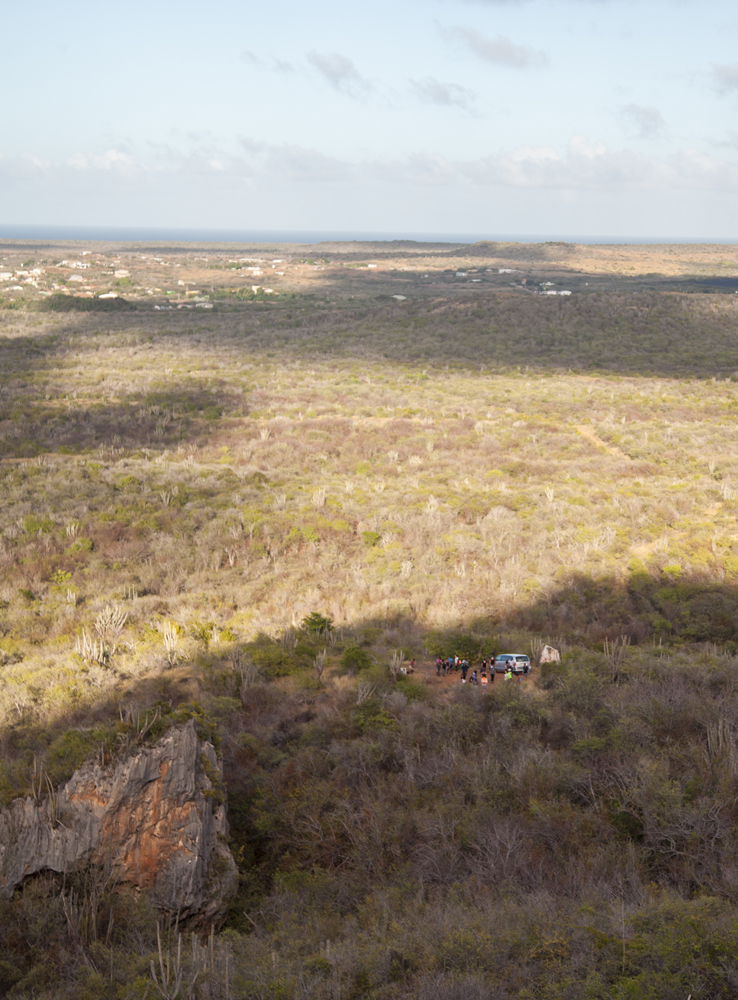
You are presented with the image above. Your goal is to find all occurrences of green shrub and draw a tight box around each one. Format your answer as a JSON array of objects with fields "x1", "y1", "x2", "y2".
[
  {"x1": 116, "y1": 475, "x2": 140, "y2": 489},
  {"x1": 45, "y1": 726, "x2": 116, "y2": 786},
  {"x1": 67, "y1": 537, "x2": 93, "y2": 553},
  {"x1": 0, "y1": 761, "x2": 28, "y2": 808},
  {"x1": 340, "y1": 645, "x2": 373, "y2": 673},
  {"x1": 424, "y1": 631, "x2": 485, "y2": 661},
  {"x1": 395, "y1": 673, "x2": 429, "y2": 701},
  {"x1": 243, "y1": 636, "x2": 301, "y2": 677},
  {"x1": 301, "y1": 612, "x2": 334, "y2": 636},
  {"x1": 352, "y1": 699, "x2": 397, "y2": 733},
  {"x1": 190, "y1": 620, "x2": 215, "y2": 647},
  {"x1": 22, "y1": 514, "x2": 54, "y2": 535},
  {"x1": 38, "y1": 294, "x2": 135, "y2": 312}
]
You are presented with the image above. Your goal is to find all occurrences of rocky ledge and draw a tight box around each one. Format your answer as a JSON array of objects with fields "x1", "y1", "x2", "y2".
[{"x1": 0, "y1": 718, "x2": 237, "y2": 924}]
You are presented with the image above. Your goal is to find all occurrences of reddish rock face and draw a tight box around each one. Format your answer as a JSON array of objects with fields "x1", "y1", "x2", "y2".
[{"x1": 0, "y1": 719, "x2": 237, "y2": 924}]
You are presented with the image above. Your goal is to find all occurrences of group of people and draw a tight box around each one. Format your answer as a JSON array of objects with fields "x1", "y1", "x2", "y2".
[{"x1": 435, "y1": 656, "x2": 519, "y2": 685}]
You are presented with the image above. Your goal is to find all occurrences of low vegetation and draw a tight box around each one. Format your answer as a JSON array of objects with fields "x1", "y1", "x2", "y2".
[
  {"x1": 36, "y1": 294, "x2": 136, "y2": 313},
  {"x1": 0, "y1": 239, "x2": 738, "y2": 997}
]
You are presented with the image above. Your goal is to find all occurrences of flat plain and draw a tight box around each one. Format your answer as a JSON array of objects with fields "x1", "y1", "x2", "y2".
[{"x1": 2, "y1": 238, "x2": 738, "y2": 998}]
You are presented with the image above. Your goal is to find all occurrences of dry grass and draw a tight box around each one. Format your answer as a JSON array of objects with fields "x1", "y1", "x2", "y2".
[
  {"x1": 4, "y1": 237, "x2": 738, "y2": 998},
  {"x1": 2, "y1": 247, "x2": 738, "y2": 727}
]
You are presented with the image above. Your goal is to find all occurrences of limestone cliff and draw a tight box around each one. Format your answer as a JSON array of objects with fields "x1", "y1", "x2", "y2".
[{"x1": 0, "y1": 719, "x2": 237, "y2": 923}]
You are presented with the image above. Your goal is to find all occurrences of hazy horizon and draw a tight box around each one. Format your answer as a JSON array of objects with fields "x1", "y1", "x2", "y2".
[
  {"x1": 5, "y1": 0, "x2": 738, "y2": 239},
  {"x1": 2, "y1": 223, "x2": 738, "y2": 247}
]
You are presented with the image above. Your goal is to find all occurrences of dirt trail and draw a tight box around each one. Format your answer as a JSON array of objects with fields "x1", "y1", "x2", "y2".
[
  {"x1": 419, "y1": 665, "x2": 532, "y2": 690},
  {"x1": 575, "y1": 424, "x2": 631, "y2": 461},
  {"x1": 631, "y1": 537, "x2": 680, "y2": 560}
]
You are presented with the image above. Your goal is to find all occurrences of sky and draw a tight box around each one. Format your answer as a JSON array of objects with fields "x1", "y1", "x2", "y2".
[{"x1": 3, "y1": 0, "x2": 738, "y2": 238}]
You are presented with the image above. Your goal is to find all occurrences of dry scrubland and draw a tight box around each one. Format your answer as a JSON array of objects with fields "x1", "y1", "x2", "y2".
[{"x1": 1, "y1": 240, "x2": 738, "y2": 997}]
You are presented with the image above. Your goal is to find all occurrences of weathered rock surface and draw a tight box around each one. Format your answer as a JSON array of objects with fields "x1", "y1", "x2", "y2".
[{"x1": 0, "y1": 719, "x2": 237, "y2": 923}]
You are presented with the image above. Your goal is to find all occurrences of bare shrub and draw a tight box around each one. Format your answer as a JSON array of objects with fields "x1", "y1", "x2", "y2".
[
  {"x1": 75, "y1": 628, "x2": 106, "y2": 665},
  {"x1": 93, "y1": 603, "x2": 128, "y2": 654},
  {"x1": 162, "y1": 620, "x2": 178, "y2": 664},
  {"x1": 389, "y1": 648, "x2": 404, "y2": 681}
]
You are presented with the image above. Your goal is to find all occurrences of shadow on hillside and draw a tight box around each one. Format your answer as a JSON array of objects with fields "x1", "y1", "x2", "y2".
[
  {"x1": 0, "y1": 397, "x2": 231, "y2": 460},
  {"x1": 504, "y1": 568, "x2": 738, "y2": 647},
  {"x1": 338, "y1": 567, "x2": 738, "y2": 657},
  {"x1": 0, "y1": 333, "x2": 244, "y2": 459},
  {"x1": 3, "y1": 281, "x2": 738, "y2": 381},
  {"x1": 1, "y1": 565, "x2": 738, "y2": 806}
]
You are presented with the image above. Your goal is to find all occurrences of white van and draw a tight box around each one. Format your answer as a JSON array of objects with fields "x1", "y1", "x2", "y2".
[{"x1": 493, "y1": 653, "x2": 531, "y2": 675}]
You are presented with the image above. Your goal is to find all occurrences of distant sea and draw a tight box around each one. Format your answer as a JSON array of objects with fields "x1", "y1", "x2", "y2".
[{"x1": 0, "y1": 225, "x2": 736, "y2": 245}]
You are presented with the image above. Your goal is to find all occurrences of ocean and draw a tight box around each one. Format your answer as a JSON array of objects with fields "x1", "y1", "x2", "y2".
[{"x1": 0, "y1": 225, "x2": 735, "y2": 246}]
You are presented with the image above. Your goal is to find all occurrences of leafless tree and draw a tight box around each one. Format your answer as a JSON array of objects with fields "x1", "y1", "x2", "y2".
[{"x1": 389, "y1": 648, "x2": 404, "y2": 682}]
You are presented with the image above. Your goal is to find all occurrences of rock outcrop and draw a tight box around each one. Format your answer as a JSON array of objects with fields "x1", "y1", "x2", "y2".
[
  {"x1": 539, "y1": 645, "x2": 561, "y2": 664},
  {"x1": 0, "y1": 719, "x2": 237, "y2": 924}
]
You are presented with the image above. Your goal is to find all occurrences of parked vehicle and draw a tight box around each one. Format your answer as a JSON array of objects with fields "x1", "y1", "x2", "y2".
[{"x1": 494, "y1": 653, "x2": 531, "y2": 675}]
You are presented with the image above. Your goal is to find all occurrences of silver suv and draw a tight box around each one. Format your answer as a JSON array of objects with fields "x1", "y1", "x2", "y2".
[{"x1": 494, "y1": 653, "x2": 531, "y2": 675}]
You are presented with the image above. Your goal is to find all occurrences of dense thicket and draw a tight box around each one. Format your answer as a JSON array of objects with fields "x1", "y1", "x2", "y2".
[
  {"x1": 2, "y1": 640, "x2": 738, "y2": 998},
  {"x1": 5, "y1": 288, "x2": 738, "y2": 376}
]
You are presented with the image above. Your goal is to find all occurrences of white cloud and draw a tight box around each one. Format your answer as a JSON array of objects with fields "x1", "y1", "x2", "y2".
[
  {"x1": 460, "y1": 135, "x2": 738, "y2": 190},
  {"x1": 240, "y1": 50, "x2": 263, "y2": 67},
  {"x1": 266, "y1": 144, "x2": 354, "y2": 182},
  {"x1": 251, "y1": 136, "x2": 738, "y2": 193},
  {"x1": 238, "y1": 137, "x2": 267, "y2": 155},
  {"x1": 23, "y1": 153, "x2": 49, "y2": 169},
  {"x1": 619, "y1": 104, "x2": 665, "y2": 139},
  {"x1": 68, "y1": 149, "x2": 136, "y2": 171},
  {"x1": 713, "y1": 63, "x2": 738, "y2": 93},
  {"x1": 68, "y1": 152, "x2": 89, "y2": 169},
  {"x1": 369, "y1": 152, "x2": 457, "y2": 186},
  {"x1": 97, "y1": 149, "x2": 135, "y2": 170},
  {"x1": 410, "y1": 77, "x2": 477, "y2": 111},
  {"x1": 175, "y1": 146, "x2": 254, "y2": 177},
  {"x1": 6, "y1": 135, "x2": 738, "y2": 203},
  {"x1": 271, "y1": 58, "x2": 296, "y2": 75},
  {"x1": 307, "y1": 51, "x2": 370, "y2": 96},
  {"x1": 236, "y1": 137, "x2": 352, "y2": 182},
  {"x1": 708, "y1": 130, "x2": 738, "y2": 150},
  {"x1": 445, "y1": 25, "x2": 548, "y2": 68},
  {"x1": 240, "y1": 50, "x2": 296, "y2": 74}
]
